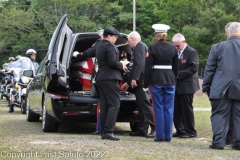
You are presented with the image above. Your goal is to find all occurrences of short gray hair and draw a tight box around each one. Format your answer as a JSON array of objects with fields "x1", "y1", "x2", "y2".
[
  {"x1": 228, "y1": 22, "x2": 240, "y2": 34},
  {"x1": 172, "y1": 33, "x2": 185, "y2": 42},
  {"x1": 128, "y1": 31, "x2": 141, "y2": 41}
]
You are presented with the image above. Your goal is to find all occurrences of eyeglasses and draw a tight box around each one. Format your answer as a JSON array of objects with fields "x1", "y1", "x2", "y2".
[{"x1": 174, "y1": 42, "x2": 182, "y2": 48}]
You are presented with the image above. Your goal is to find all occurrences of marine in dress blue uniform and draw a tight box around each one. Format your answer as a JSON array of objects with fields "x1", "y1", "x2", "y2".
[{"x1": 143, "y1": 24, "x2": 178, "y2": 142}]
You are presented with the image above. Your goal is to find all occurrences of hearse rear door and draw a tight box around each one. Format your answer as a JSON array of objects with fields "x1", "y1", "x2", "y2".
[{"x1": 47, "y1": 14, "x2": 72, "y2": 88}]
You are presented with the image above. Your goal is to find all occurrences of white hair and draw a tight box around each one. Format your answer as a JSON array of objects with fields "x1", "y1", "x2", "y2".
[
  {"x1": 228, "y1": 22, "x2": 240, "y2": 35},
  {"x1": 128, "y1": 31, "x2": 141, "y2": 41},
  {"x1": 172, "y1": 33, "x2": 185, "y2": 42}
]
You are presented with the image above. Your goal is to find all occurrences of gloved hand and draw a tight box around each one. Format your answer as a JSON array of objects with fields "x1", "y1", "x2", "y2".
[
  {"x1": 143, "y1": 88, "x2": 148, "y2": 92},
  {"x1": 120, "y1": 60, "x2": 130, "y2": 66},
  {"x1": 73, "y1": 51, "x2": 79, "y2": 57},
  {"x1": 202, "y1": 87, "x2": 210, "y2": 96}
]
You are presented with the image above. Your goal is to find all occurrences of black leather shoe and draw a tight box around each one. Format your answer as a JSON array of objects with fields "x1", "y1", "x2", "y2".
[
  {"x1": 179, "y1": 134, "x2": 191, "y2": 138},
  {"x1": 232, "y1": 145, "x2": 240, "y2": 150},
  {"x1": 146, "y1": 131, "x2": 156, "y2": 138},
  {"x1": 189, "y1": 133, "x2": 197, "y2": 138},
  {"x1": 92, "y1": 130, "x2": 101, "y2": 135},
  {"x1": 172, "y1": 132, "x2": 180, "y2": 137},
  {"x1": 129, "y1": 132, "x2": 145, "y2": 137},
  {"x1": 154, "y1": 139, "x2": 165, "y2": 142},
  {"x1": 102, "y1": 133, "x2": 120, "y2": 141},
  {"x1": 209, "y1": 144, "x2": 224, "y2": 150}
]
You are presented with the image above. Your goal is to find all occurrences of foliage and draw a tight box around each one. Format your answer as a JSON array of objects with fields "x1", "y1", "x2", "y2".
[{"x1": 1, "y1": 0, "x2": 240, "y2": 75}]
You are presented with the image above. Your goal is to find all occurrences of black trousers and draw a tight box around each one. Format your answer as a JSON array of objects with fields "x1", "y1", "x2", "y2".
[
  {"x1": 174, "y1": 93, "x2": 196, "y2": 135},
  {"x1": 134, "y1": 87, "x2": 155, "y2": 135},
  {"x1": 96, "y1": 80, "x2": 120, "y2": 134},
  {"x1": 210, "y1": 97, "x2": 240, "y2": 147}
]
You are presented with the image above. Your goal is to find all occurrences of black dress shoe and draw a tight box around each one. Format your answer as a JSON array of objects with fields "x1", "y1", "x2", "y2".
[
  {"x1": 189, "y1": 133, "x2": 197, "y2": 138},
  {"x1": 154, "y1": 139, "x2": 171, "y2": 142},
  {"x1": 129, "y1": 132, "x2": 145, "y2": 137},
  {"x1": 102, "y1": 133, "x2": 120, "y2": 141},
  {"x1": 209, "y1": 144, "x2": 224, "y2": 150},
  {"x1": 232, "y1": 145, "x2": 240, "y2": 150},
  {"x1": 92, "y1": 130, "x2": 101, "y2": 135},
  {"x1": 146, "y1": 131, "x2": 156, "y2": 138},
  {"x1": 172, "y1": 132, "x2": 180, "y2": 137},
  {"x1": 154, "y1": 139, "x2": 165, "y2": 142},
  {"x1": 179, "y1": 134, "x2": 191, "y2": 138}
]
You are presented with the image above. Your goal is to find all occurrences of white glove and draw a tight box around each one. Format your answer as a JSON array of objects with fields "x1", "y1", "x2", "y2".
[
  {"x1": 143, "y1": 88, "x2": 149, "y2": 92},
  {"x1": 120, "y1": 60, "x2": 130, "y2": 66},
  {"x1": 73, "y1": 51, "x2": 79, "y2": 57}
]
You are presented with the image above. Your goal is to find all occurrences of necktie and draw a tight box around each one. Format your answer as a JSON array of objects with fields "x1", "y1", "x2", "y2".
[{"x1": 178, "y1": 51, "x2": 182, "y2": 59}]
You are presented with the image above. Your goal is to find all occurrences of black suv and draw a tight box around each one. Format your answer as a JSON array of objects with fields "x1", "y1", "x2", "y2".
[{"x1": 26, "y1": 14, "x2": 139, "y2": 132}]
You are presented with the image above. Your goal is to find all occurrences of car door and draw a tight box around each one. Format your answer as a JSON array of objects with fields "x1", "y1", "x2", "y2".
[{"x1": 47, "y1": 14, "x2": 72, "y2": 89}]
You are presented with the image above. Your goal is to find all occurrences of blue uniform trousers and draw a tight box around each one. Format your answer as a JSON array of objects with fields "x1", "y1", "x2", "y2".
[{"x1": 150, "y1": 85, "x2": 175, "y2": 140}]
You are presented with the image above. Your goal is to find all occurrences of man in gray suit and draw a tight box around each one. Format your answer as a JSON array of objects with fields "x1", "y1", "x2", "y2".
[
  {"x1": 172, "y1": 33, "x2": 200, "y2": 138},
  {"x1": 202, "y1": 22, "x2": 240, "y2": 150}
]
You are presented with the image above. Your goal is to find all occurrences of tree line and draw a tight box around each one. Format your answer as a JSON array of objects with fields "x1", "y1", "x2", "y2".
[{"x1": 1, "y1": 0, "x2": 240, "y2": 77}]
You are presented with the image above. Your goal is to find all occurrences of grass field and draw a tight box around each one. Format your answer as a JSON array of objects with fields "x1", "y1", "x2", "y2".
[{"x1": 0, "y1": 96, "x2": 239, "y2": 160}]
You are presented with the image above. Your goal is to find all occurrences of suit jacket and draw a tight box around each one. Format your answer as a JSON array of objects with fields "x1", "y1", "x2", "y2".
[
  {"x1": 126, "y1": 41, "x2": 147, "y2": 89},
  {"x1": 96, "y1": 39, "x2": 123, "y2": 81},
  {"x1": 75, "y1": 39, "x2": 101, "y2": 61},
  {"x1": 176, "y1": 45, "x2": 199, "y2": 94},
  {"x1": 143, "y1": 40, "x2": 178, "y2": 88},
  {"x1": 202, "y1": 36, "x2": 240, "y2": 100}
]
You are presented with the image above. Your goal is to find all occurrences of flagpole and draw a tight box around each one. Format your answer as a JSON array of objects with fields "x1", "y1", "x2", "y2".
[{"x1": 133, "y1": 0, "x2": 136, "y2": 31}]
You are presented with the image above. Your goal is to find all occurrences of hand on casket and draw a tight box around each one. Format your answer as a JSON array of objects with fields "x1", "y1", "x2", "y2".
[{"x1": 120, "y1": 60, "x2": 130, "y2": 66}]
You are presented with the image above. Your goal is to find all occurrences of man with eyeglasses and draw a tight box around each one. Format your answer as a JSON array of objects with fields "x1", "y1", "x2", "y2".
[{"x1": 172, "y1": 33, "x2": 199, "y2": 139}]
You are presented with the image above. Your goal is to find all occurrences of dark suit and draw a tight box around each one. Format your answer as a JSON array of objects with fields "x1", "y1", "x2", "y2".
[
  {"x1": 126, "y1": 41, "x2": 155, "y2": 136},
  {"x1": 174, "y1": 45, "x2": 199, "y2": 136},
  {"x1": 202, "y1": 36, "x2": 240, "y2": 148},
  {"x1": 75, "y1": 39, "x2": 102, "y2": 60},
  {"x1": 96, "y1": 39, "x2": 123, "y2": 134}
]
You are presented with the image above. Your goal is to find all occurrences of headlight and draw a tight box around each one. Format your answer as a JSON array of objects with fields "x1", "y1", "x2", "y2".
[{"x1": 21, "y1": 76, "x2": 30, "y2": 84}]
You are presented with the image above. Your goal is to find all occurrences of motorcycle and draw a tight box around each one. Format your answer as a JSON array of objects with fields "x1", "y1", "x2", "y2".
[
  {"x1": 8, "y1": 57, "x2": 35, "y2": 114},
  {"x1": 0, "y1": 69, "x2": 12, "y2": 102}
]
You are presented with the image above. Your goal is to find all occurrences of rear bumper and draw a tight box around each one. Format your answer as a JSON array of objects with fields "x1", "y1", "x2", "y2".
[{"x1": 45, "y1": 92, "x2": 138, "y2": 123}]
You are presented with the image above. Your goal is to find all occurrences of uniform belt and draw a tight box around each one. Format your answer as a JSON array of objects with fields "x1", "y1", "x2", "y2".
[{"x1": 153, "y1": 65, "x2": 172, "y2": 69}]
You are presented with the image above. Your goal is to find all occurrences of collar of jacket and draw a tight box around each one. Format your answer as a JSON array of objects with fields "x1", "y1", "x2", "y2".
[{"x1": 158, "y1": 39, "x2": 166, "y2": 42}]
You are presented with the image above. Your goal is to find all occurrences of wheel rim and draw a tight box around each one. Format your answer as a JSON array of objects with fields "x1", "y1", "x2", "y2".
[{"x1": 42, "y1": 101, "x2": 46, "y2": 130}]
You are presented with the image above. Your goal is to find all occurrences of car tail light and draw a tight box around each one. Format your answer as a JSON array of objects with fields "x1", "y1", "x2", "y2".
[
  {"x1": 64, "y1": 112, "x2": 79, "y2": 116},
  {"x1": 50, "y1": 94, "x2": 68, "y2": 99}
]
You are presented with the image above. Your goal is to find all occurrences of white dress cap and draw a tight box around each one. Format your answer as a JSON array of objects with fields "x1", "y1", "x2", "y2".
[{"x1": 152, "y1": 24, "x2": 170, "y2": 33}]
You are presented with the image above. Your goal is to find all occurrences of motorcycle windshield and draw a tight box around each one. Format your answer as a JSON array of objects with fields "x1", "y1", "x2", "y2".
[{"x1": 9, "y1": 57, "x2": 35, "y2": 81}]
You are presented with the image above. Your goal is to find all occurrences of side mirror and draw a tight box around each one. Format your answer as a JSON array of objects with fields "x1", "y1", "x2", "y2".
[{"x1": 23, "y1": 70, "x2": 34, "y2": 77}]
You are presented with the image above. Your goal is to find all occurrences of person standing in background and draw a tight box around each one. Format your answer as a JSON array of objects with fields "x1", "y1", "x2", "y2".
[
  {"x1": 172, "y1": 33, "x2": 199, "y2": 139},
  {"x1": 143, "y1": 24, "x2": 178, "y2": 142}
]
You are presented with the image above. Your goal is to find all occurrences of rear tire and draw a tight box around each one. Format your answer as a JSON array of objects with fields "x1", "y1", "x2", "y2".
[
  {"x1": 42, "y1": 99, "x2": 59, "y2": 132},
  {"x1": 26, "y1": 96, "x2": 40, "y2": 122}
]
